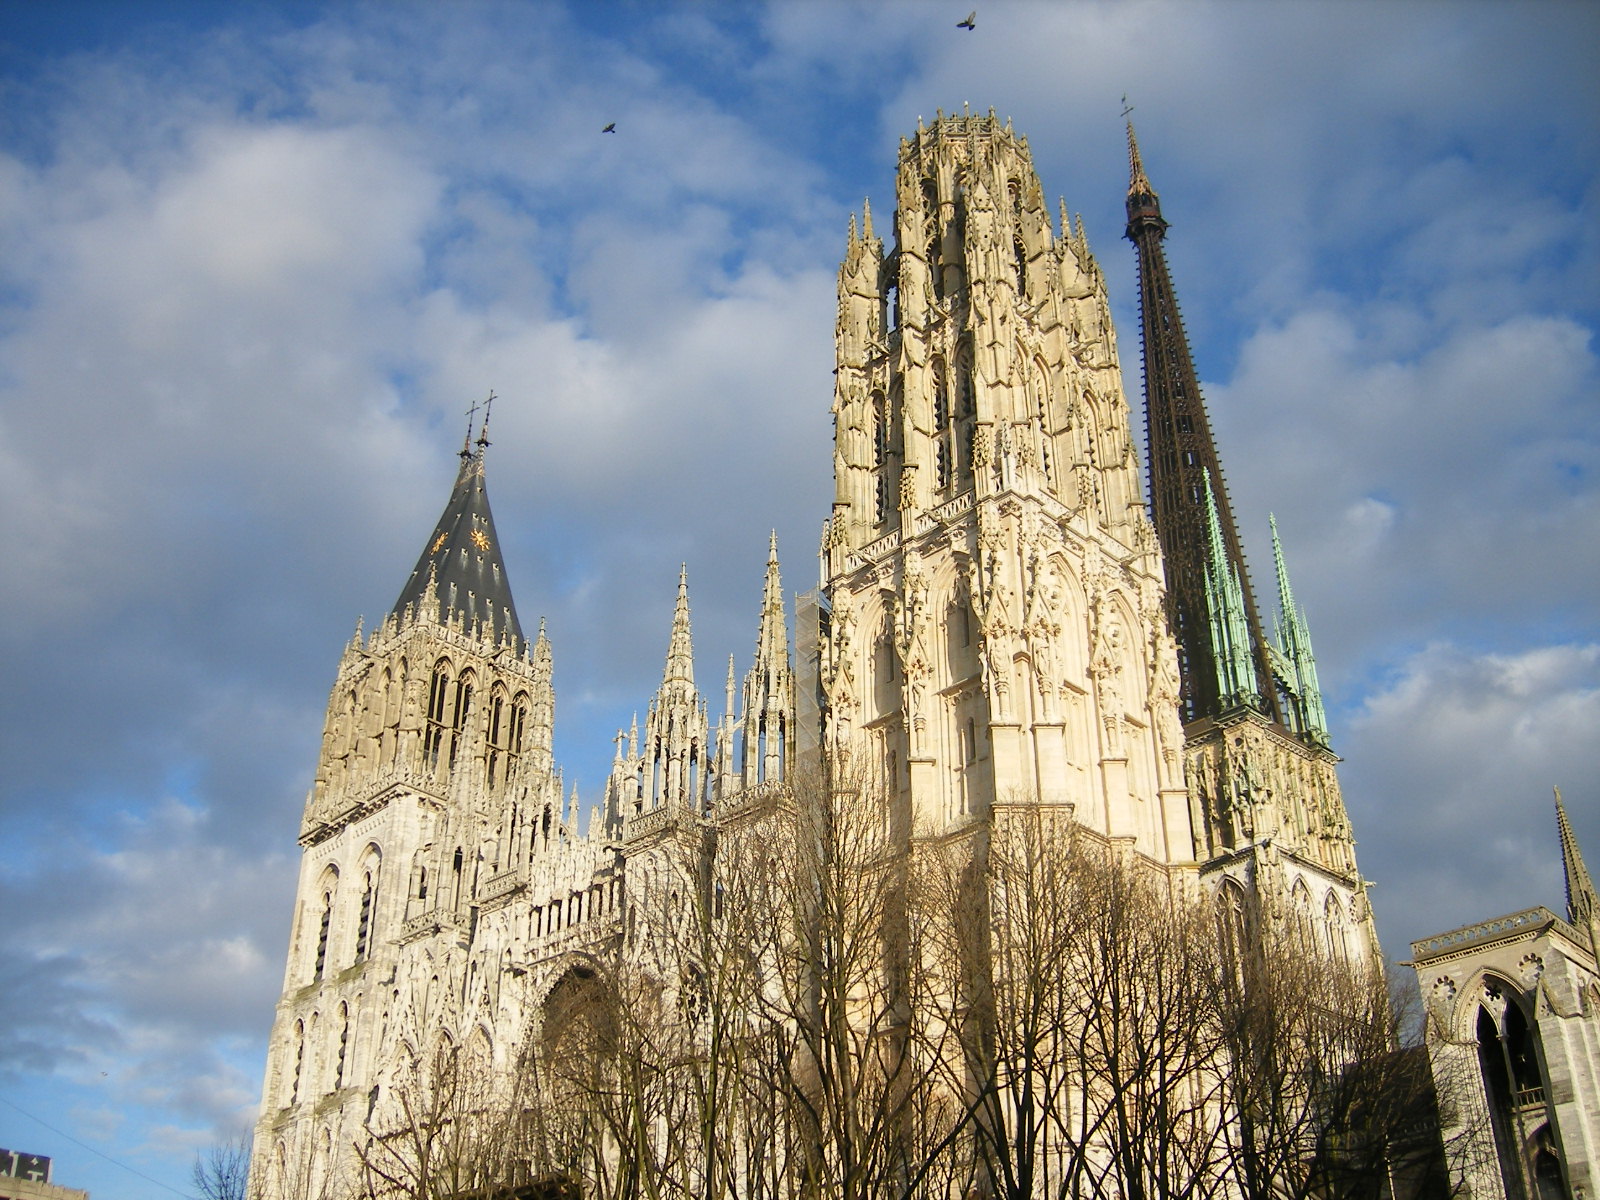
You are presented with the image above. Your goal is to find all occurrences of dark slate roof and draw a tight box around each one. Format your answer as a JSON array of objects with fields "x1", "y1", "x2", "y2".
[{"x1": 390, "y1": 448, "x2": 523, "y2": 644}]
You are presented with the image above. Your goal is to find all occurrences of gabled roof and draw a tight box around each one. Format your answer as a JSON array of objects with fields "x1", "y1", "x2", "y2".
[{"x1": 390, "y1": 442, "x2": 522, "y2": 644}]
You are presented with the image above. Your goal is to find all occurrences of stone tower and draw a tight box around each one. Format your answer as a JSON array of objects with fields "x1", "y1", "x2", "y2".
[
  {"x1": 822, "y1": 109, "x2": 1192, "y2": 858},
  {"x1": 1125, "y1": 124, "x2": 1377, "y2": 961},
  {"x1": 249, "y1": 419, "x2": 616, "y2": 1197}
]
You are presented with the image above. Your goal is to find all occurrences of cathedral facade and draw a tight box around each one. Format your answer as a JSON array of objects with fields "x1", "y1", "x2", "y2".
[{"x1": 250, "y1": 114, "x2": 1386, "y2": 1198}]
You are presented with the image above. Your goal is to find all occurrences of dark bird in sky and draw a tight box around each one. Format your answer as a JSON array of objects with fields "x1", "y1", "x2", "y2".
[
  {"x1": 602, "y1": 122, "x2": 616, "y2": 133},
  {"x1": 957, "y1": 11, "x2": 976, "y2": 30}
]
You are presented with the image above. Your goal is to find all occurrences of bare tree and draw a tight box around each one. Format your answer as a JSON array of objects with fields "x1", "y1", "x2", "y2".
[
  {"x1": 352, "y1": 1036, "x2": 551, "y2": 1200},
  {"x1": 1214, "y1": 918, "x2": 1461, "y2": 1199},
  {"x1": 194, "y1": 1138, "x2": 251, "y2": 1200},
  {"x1": 930, "y1": 806, "x2": 1233, "y2": 1200}
]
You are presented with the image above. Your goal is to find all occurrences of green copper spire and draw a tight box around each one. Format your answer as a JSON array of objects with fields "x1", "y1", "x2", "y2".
[
  {"x1": 1202, "y1": 471, "x2": 1259, "y2": 712},
  {"x1": 1270, "y1": 515, "x2": 1329, "y2": 745}
]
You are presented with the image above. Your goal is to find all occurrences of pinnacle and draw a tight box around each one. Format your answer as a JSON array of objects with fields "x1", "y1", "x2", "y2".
[
  {"x1": 1126, "y1": 121, "x2": 1156, "y2": 199},
  {"x1": 1556, "y1": 787, "x2": 1597, "y2": 930},
  {"x1": 663, "y1": 565, "x2": 695, "y2": 688}
]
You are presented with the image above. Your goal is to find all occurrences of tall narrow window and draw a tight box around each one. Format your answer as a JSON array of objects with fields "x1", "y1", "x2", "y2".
[
  {"x1": 932, "y1": 359, "x2": 952, "y2": 491},
  {"x1": 486, "y1": 693, "x2": 505, "y2": 786},
  {"x1": 1035, "y1": 364, "x2": 1054, "y2": 489},
  {"x1": 334, "y1": 1004, "x2": 349, "y2": 1090},
  {"x1": 448, "y1": 674, "x2": 473, "y2": 770},
  {"x1": 872, "y1": 391, "x2": 890, "y2": 523},
  {"x1": 956, "y1": 347, "x2": 976, "y2": 478},
  {"x1": 313, "y1": 892, "x2": 332, "y2": 981},
  {"x1": 356, "y1": 873, "x2": 375, "y2": 961},
  {"x1": 424, "y1": 662, "x2": 450, "y2": 768},
  {"x1": 508, "y1": 698, "x2": 527, "y2": 775},
  {"x1": 290, "y1": 1021, "x2": 304, "y2": 1105}
]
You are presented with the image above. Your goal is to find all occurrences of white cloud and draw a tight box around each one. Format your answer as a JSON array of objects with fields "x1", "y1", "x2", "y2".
[{"x1": 1341, "y1": 641, "x2": 1600, "y2": 955}]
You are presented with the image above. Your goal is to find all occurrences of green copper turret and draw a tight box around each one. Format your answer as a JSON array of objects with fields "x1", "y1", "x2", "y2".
[
  {"x1": 1201, "y1": 472, "x2": 1259, "y2": 710},
  {"x1": 1270, "y1": 515, "x2": 1329, "y2": 745}
]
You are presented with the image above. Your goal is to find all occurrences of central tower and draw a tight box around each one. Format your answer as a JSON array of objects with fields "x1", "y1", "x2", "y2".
[{"x1": 822, "y1": 110, "x2": 1192, "y2": 859}]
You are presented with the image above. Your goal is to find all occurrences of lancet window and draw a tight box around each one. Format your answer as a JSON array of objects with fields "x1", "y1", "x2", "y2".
[
  {"x1": 448, "y1": 671, "x2": 474, "y2": 770},
  {"x1": 487, "y1": 690, "x2": 507, "y2": 786},
  {"x1": 1032, "y1": 360, "x2": 1054, "y2": 490},
  {"x1": 313, "y1": 887, "x2": 333, "y2": 981},
  {"x1": 355, "y1": 860, "x2": 377, "y2": 962},
  {"x1": 333, "y1": 1003, "x2": 349, "y2": 1090},
  {"x1": 289, "y1": 1021, "x2": 304, "y2": 1105},
  {"x1": 508, "y1": 694, "x2": 527, "y2": 772},
  {"x1": 424, "y1": 661, "x2": 451, "y2": 768},
  {"x1": 873, "y1": 390, "x2": 891, "y2": 523}
]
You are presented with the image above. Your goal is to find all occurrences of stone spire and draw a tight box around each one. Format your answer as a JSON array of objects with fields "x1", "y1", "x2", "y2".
[
  {"x1": 644, "y1": 567, "x2": 707, "y2": 812},
  {"x1": 1557, "y1": 787, "x2": 1598, "y2": 950},
  {"x1": 390, "y1": 405, "x2": 522, "y2": 645},
  {"x1": 664, "y1": 564, "x2": 695, "y2": 688},
  {"x1": 1270, "y1": 516, "x2": 1328, "y2": 744},
  {"x1": 742, "y1": 533, "x2": 795, "y2": 788},
  {"x1": 1125, "y1": 123, "x2": 1281, "y2": 726},
  {"x1": 528, "y1": 617, "x2": 555, "y2": 773}
]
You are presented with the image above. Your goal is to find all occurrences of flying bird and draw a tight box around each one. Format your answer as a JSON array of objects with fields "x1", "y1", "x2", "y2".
[
  {"x1": 602, "y1": 122, "x2": 616, "y2": 133},
  {"x1": 957, "y1": 11, "x2": 976, "y2": 30}
]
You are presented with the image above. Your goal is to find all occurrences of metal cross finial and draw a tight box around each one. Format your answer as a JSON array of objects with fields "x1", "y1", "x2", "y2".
[
  {"x1": 1121, "y1": 94, "x2": 1134, "y2": 119},
  {"x1": 461, "y1": 396, "x2": 481, "y2": 456},
  {"x1": 478, "y1": 389, "x2": 496, "y2": 449}
]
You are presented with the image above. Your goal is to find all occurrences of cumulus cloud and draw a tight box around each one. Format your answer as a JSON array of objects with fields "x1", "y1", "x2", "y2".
[{"x1": 1341, "y1": 641, "x2": 1600, "y2": 955}]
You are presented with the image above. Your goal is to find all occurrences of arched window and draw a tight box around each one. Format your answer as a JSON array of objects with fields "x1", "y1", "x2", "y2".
[
  {"x1": 424, "y1": 661, "x2": 451, "y2": 768},
  {"x1": 1009, "y1": 179, "x2": 1028, "y2": 296},
  {"x1": 355, "y1": 869, "x2": 376, "y2": 961},
  {"x1": 956, "y1": 343, "x2": 976, "y2": 474},
  {"x1": 486, "y1": 690, "x2": 507, "y2": 786},
  {"x1": 1323, "y1": 891, "x2": 1347, "y2": 966},
  {"x1": 333, "y1": 1003, "x2": 349, "y2": 1090},
  {"x1": 509, "y1": 695, "x2": 528, "y2": 771},
  {"x1": 872, "y1": 390, "x2": 891, "y2": 523},
  {"x1": 1475, "y1": 981, "x2": 1552, "y2": 1196},
  {"x1": 290, "y1": 1020, "x2": 305, "y2": 1105},
  {"x1": 1033, "y1": 361, "x2": 1054, "y2": 489},
  {"x1": 1290, "y1": 880, "x2": 1314, "y2": 955},
  {"x1": 448, "y1": 671, "x2": 474, "y2": 770},
  {"x1": 932, "y1": 358, "x2": 953, "y2": 491},
  {"x1": 1216, "y1": 880, "x2": 1250, "y2": 989},
  {"x1": 313, "y1": 889, "x2": 333, "y2": 981}
]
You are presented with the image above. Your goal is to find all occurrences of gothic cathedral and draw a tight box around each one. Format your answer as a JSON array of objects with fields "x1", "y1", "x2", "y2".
[{"x1": 252, "y1": 114, "x2": 1386, "y2": 1196}]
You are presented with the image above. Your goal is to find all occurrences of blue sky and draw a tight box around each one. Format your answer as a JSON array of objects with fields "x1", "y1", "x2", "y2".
[{"x1": 1, "y1": 1, "x2": 1596, "y2": 1197}]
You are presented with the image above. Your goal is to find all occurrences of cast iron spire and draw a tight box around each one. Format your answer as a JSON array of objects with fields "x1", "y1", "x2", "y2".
[{"x1": 1125, "y1": 124, "x2": 1281, "y2": 724}]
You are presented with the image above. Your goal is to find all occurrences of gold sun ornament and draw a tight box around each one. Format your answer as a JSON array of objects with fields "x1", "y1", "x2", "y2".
[
  {"x1": 431, "y1": 532, "x2": 449, "y2": 553},
  {"x1": 470, "y1": 528, "x2": 492, "y2": 551}
]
